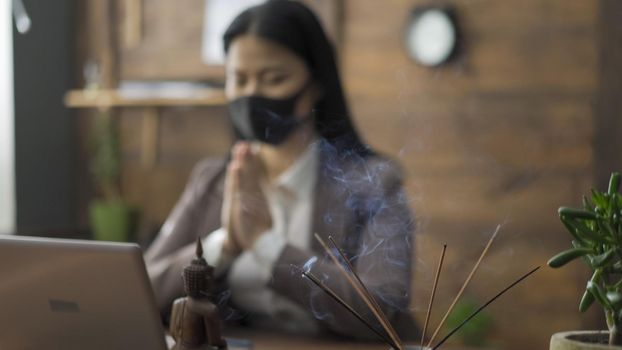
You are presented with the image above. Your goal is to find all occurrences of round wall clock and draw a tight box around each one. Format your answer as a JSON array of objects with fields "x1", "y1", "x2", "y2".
[{"x1": 405, "y1": 7, "x2": 458, "y2": 67}]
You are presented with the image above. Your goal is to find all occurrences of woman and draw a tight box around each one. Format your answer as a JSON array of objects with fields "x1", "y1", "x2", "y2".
[{"x1": 146, "y1": 0, "x2": 416, "y2": 340}]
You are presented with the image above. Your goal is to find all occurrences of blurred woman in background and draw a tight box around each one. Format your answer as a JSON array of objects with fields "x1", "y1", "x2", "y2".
[{"x1": 146, "y1": 0, "x2": 416, "y2": 340}]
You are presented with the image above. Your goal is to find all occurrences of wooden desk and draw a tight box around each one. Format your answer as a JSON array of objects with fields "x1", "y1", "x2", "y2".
[
  {"x1": 223, "y1": 327, "x2": 430, "y2": 350},
  {"x1": 165, "y1": 327, "x2": 469, "y2": 349}
]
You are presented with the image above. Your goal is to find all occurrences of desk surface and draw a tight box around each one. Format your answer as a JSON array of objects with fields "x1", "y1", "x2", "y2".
[{"x1": 224, "y1": 327, "x2": 436, "y2": 350}]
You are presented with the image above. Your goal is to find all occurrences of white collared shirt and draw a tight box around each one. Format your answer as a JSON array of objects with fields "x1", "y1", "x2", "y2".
[{"x1": 203, "y1": 141, "x2": 319, "y2": 328}]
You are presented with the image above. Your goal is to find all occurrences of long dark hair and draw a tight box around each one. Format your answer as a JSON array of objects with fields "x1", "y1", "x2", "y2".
[{"x1": 223, "y1": 0, "x2": 371, "y2": 157}]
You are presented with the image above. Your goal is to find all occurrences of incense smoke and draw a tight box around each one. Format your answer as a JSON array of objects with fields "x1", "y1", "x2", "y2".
[
  {"x1": 303, "y1": 256, "x2": 318, "y2": 274},
  {"x1": 215, "y1": 289, "x2": 247, "y2": 321},
  {"x1": 301, "y1": 138, "x2": 415, "y2": 321}
]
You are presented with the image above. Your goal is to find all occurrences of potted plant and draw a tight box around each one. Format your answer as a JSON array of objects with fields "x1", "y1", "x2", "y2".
[
  {"x1": 444, "y1": 296, "x2": 494, "y2": 347},
  {"x1": 548, "y1": 172, "x2": 622, "y2": 349},
  {"x1": 88, "y1": 111, "x2": 137, "y2": 242}
]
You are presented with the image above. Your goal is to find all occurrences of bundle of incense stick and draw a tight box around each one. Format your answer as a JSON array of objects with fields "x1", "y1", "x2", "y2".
[{"x1": 301, "y1": 228, "x2": 540, "y2": 350}]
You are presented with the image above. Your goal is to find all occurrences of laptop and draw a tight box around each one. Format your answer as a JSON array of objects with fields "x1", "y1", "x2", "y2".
[{"x1": 0, "y1": 235, "x2": 168, "y2": 350}]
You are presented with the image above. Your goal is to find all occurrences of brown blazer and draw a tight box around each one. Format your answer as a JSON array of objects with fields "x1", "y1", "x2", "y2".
[{"x1": 145, "y1": 139, "x2": 417, "y2": 340}]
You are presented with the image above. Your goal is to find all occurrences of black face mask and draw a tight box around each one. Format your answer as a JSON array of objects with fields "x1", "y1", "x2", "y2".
[{"x1": 228, "y1": 84, "x2": 311, "y2": 145}]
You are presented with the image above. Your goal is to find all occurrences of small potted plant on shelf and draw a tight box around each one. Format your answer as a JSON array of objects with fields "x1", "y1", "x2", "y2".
[
  {"x1": 88, "y1": 111, "x2": 136, "y2": 242},
  {"x1": 548, "y1": 172, "x2": 622, "y2": 349}
]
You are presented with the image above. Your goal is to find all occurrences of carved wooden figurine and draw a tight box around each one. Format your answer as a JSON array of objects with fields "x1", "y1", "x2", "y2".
[{"x1": 170, "y1": 238, "x2": 227, "y2": 350}]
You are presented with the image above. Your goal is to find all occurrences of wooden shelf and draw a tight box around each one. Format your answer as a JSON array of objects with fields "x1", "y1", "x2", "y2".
[
  {"x1": 64, "y1": 88, "x2": 227, "y2": 108},
  {"x1": 64, "y1": 87, "x2": 228, "y2": 169}
]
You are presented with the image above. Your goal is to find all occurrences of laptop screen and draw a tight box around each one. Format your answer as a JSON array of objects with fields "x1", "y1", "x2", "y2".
[{"x1": 0, "y1": 235, "x2": 168, "y2": 350}]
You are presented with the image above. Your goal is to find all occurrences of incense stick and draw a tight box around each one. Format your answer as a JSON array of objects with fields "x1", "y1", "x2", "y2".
[
  {"x1": 315, "y1": 233, "x2": 403, "y2": 350},
  {"x1": 421, "y1": 244, "x2": 447, "y2": 347},
  {"x1": 425, "y1": 225, "x2": 501, "y2": 348},
  {"x1": 431, "y1": 266, "x2": 540, "y2": 350},
  {"x1": 300, "y1": 270, "x2": 398, "y2": 349},
  {"x1": 326, "y1": 235, "x2": 404, "y2": 348}
]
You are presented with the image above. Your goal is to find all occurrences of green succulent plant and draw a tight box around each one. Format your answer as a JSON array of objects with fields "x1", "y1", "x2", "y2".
[
  {"x1": 444, "y1": 296, "x2": 493, "y2": 347},
  {"x1": 90, "y1": 111, "x2": 121, "y2": 201},
  {"x1": 548, "y1": 172, "x2": 622, "y2": 346}
]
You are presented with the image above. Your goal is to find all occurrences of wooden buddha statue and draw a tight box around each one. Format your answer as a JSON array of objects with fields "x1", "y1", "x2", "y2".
[{"x1": 170, "y1": 238, "x2": 227, "y2": 350}]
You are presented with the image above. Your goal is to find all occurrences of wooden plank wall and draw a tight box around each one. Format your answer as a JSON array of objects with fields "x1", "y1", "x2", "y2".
[
  {"x1": 340, "y1": 1, "x2": 599, "y2": 349},
  {"x1": 73, "y1": 1, "x2": 616, "y2": 348},
  {"x1": 595, "y1": 0, "x2": 622, "y2": 191}
]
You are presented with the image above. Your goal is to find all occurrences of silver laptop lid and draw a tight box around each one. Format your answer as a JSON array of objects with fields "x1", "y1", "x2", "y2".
[{"x1": 0, "y1": 235, "x2": 168, "y2": 350}]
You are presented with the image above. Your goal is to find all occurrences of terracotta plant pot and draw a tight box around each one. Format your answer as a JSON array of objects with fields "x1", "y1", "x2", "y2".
[
  {"x1": 551, "y1": 331, "x2": 622, "y2": 350},
  {"x1": 89, "y1": 199, "x2": 138, "y2": 242}
]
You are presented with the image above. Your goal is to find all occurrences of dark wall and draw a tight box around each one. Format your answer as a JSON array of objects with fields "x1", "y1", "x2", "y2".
[
  {"x1": 595, "y1": 0, "x2": 622, "y2": 190},
  {"x1": 13, "y1": 0, "x2": 75, "y2": 233}
]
